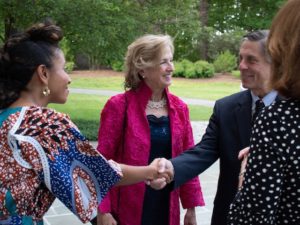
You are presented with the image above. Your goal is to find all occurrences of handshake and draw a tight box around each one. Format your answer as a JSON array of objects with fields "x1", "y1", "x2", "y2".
[{"x1": 147, "y1": 158, "x2": 175, "y2": 190}]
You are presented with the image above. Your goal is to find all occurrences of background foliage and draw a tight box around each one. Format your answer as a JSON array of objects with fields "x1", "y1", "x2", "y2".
[{"x1": 0, "y1": 0, "x2": 286, "y2": 69}]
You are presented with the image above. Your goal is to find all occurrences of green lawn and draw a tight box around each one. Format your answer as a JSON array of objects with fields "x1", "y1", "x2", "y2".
[
  {"x1": 70, "y1": 74, "x2": 240, "y2": 100},
  {"x1": 70, "y1": 76, "x2": 125, "y2": 91},
  {"x1": 50, "y1": 94, "x2": 108, "y2": 140},
  {"x1": 169, "y1": 79, "x2": 239, "y2": 100},
  {"x1": 51, "y1": 72, "x2": 239, "y2": 140},
  {"x1": 50, "y1": 93, "x2": 212, "y2": 140}
]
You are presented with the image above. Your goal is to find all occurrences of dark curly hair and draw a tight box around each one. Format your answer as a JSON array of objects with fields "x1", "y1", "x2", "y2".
[{"x1": 0, "y1": 20, "x2": 63, "y2": 109}]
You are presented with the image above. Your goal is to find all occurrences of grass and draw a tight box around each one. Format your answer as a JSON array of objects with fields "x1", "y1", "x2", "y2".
[
  {"x1": 70, "y1": 76, "x2": 125, "y2": 91},
  {"x1": 50, "y1": 71, "x2": 239, "y2": 140},
  {"x1": 189, "y1": 105, "x2": 213, "y2": 120},
  {"x1": 49, "y1": 94, "x2": 108, "y2": 140},
  {"x1": 70, "y1": 74, "x2": 240, "y2": 100},
  {"x1": 50, "y1": 93, "x2": 213, "y2": 140},
  {"x1": 169, "y1": 79, "x2": 239, "y2": 100},
  {"x1": 231, "y1": 70, "x2": 241, "y2": 79}
]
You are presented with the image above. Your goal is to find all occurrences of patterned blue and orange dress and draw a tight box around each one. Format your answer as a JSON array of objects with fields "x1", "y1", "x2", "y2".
[{"x1": 0, "y1": 106, "x2": 121, "y2": 225}]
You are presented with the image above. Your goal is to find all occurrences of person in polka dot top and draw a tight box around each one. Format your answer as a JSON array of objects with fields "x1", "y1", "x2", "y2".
[{"x1": 228, "y1": 0, "x2": 300, "y2": 224}]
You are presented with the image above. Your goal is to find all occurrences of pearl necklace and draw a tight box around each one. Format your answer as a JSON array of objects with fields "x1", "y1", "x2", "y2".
[{"x1": 146, "y1": 98, "x2": 167, "y2": 109}]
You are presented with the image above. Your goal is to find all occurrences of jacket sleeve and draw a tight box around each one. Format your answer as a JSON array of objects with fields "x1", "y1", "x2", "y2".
[
  {"x1": 171, "y1": 101, "x2": 220, "y2": 189},
  {"x1": 97, "y1": 94, "x2": 126, "y2": 213},
  {"x1": 178, "y1": 104, "x2": 205, "y2": 208}
]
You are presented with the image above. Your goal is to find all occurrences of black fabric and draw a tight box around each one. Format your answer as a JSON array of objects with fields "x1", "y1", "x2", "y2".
[
  {"x1": 141, "y1": 115, "x2": 171, "y2": 225},
  {"x1": 228, "y1": 99, "x2": 300, "y2": 224},
  {"x1": 90, "y1": 217, "x2": 97, "y2": 225},
  {"x1": 171, "y1": 91, "x2": 281, "y2": 225},
  {"x1": 252, "y1": 99, "x2": 265, "y2": 124},
  {"x1": 171, "y1": 90, "x2": 253, "y2": 225}
]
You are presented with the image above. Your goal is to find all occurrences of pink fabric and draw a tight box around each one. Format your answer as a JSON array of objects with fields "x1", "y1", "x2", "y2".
[{"x1": 97, "y1": 82, "x2": 205, "y2": 225}]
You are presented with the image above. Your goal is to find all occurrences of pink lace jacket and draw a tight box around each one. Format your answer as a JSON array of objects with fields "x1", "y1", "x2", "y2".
[{"x1": 97, "y1": 82, "x2": 205, "y2": 225}]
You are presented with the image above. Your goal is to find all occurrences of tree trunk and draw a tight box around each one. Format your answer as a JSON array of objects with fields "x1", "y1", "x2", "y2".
[
  {"x1": 4, "y1": 16, "x2": 19, "y2": 41},
  {"x1": 3, "y1": 1, "x2": 19, "y2": 41},
  {"x1": 199, "y1": 0, "x2": 209, "y2": 60}
]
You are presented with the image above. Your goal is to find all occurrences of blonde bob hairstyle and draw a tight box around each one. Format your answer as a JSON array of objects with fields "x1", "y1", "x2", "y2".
[
  {"x1": 268, "y1": 0, "x2": 300, "y2": 99},
  {"x1": 124, "y1": 34, "x2": 174, "y2": 90}
]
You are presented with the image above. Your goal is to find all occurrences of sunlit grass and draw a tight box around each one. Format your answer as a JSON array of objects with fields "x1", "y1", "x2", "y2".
[
  {"x1": 70, "y1": 73, "x2": 240, "y2": 100},
  {"x1": 50, "y1": 93, "x2": 213, "y2": 140},
  {"x1": 70, "y1": 75, "x2": 125, "y2": 91},
  {"x1": 169, "y1": 79, "x2": 239, "y2": 100},
  {"x1": 53, "y1": 72, "x2": 240, "y2": 140},
  {"x1": 49, "y1": 94, "x2": 108, "y2": 140}
]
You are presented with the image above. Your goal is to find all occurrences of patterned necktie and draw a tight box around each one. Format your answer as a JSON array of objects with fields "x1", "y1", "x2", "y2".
[{"x1": 252, "y1": 99, "x2": 265, "y2": 123}]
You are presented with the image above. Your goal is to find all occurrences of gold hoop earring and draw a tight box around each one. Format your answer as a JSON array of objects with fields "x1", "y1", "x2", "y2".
[{"x1": 42, "y1": 87, "x2": 51, "y2": 96}]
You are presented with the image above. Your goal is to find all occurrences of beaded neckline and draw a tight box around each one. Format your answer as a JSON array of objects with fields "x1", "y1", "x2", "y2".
[{"x1": 146, "y1": 98, "x2": 167, "y2": 109}]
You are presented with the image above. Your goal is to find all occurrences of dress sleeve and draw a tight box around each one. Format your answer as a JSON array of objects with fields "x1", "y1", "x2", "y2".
[
  {"x1": 97, "y1": 95, "x2": 125, "y2": 160},
  {"x1": 228, "y1": 109, "x2": 286, "y2": 224},
  {"x1": 15, "y1": 107, "x2": 121, "y2": 223},
  {"x1": 97, "y1": 95, "x2": 126, "y2": 212}
]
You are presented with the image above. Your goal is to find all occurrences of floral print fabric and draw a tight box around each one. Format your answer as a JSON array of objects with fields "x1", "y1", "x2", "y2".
[{"x1": 0, "y1": 107, "x2": 120, "y2": 224}]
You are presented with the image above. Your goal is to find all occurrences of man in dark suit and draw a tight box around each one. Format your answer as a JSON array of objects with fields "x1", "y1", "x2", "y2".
[{"x1": 151, "y1": 30, "x2": 279, "y2": 225}]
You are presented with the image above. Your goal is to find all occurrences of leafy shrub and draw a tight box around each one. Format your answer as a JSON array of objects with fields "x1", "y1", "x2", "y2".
[
  {"x1": 181, "y1": 60, "x2": 196, "y2": 78},
  {"x1": 111, "y1": 61, "x2": 124, "y2": 72},
  {"x1": 65, "y1": 62, "x2": 75, "y2": 73},
  {"x1": 194, "y1": 60, "x2": 215, "y2": 78},
  {"x1": 181, "y1": 59, "x2": 194, "y2": 70},
  {"x1": 184, "y1": 64, "x2": 198, "y2": 78},
  {"x1": 174, "y1": 59, "x2": 214, "y2": 78},
  {"x1": 213, "y1": 50, "x2": 237, "y2": 73},
  {"x1": 174, "y1": 59, "x2": 194, "y2": 77},
  {"x1": 173, "y1": 61, "x2": 185, "y2": 77}
]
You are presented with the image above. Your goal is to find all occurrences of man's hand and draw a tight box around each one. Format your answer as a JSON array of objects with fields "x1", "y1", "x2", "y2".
[
  {"x1": 238, "y1": 146, "x2": 249, "y2": 160},
  {"x1": 238, "y1": 146, "x2": 250, "y2": 190}
]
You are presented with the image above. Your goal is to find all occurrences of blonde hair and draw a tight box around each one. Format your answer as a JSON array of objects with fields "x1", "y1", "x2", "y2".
[
  {"x1": 268, "y1": 0, "x2": 300, "y2": 99},
  {"x1": 124, "y1": 34, "x2": 174, "y2": 90}
]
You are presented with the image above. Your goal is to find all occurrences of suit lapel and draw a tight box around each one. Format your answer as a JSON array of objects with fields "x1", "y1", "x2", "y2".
[{"x1": 234, "y1": 90, "x2": 252, "y2": 147}]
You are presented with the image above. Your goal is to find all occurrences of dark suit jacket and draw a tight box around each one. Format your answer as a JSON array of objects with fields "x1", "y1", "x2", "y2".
[{"x1": 171, "y1": 90, "x2": 261, "y2": 225}]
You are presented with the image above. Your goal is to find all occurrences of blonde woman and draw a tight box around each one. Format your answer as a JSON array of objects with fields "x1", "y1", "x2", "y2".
[{"x1": 97, "y1": 35, "x2": 204, "y2": 225}]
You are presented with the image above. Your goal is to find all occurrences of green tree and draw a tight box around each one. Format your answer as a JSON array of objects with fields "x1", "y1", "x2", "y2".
[
  {"x1": 0, "y1": 0, "x2": 286, "y2": 68},
  {"x1": 208, "y1": 0, "x2": 286, "y2": 32},
  {"x1": 0, "y1": 0, "x2": 142, "y2": 67},
  {"x1": 199, "y1": 0, "x2": 209, "y2": 60},
  {"x1": 0, "y1": 0, "x2": 63, "y2": 41}
]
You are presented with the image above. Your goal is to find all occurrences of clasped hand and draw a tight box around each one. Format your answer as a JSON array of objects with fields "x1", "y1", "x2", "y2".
[{"x1": 147, "y1": 158, "x2": 174, "y2": 190}]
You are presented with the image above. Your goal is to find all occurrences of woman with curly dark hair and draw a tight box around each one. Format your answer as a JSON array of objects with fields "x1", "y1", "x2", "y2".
[{"x1": 0, "y1": 21, "x2": 169, "y2": 225}]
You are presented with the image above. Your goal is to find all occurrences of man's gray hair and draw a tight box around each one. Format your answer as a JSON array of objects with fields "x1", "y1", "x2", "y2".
[{"x1": 243, "y1": 30, "x2": 271, "y2": 63}]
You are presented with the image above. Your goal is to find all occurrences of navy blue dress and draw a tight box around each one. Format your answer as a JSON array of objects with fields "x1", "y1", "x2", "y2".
[{"x1": 141, "y1": 115, "x2": 172, "y2": 225}]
